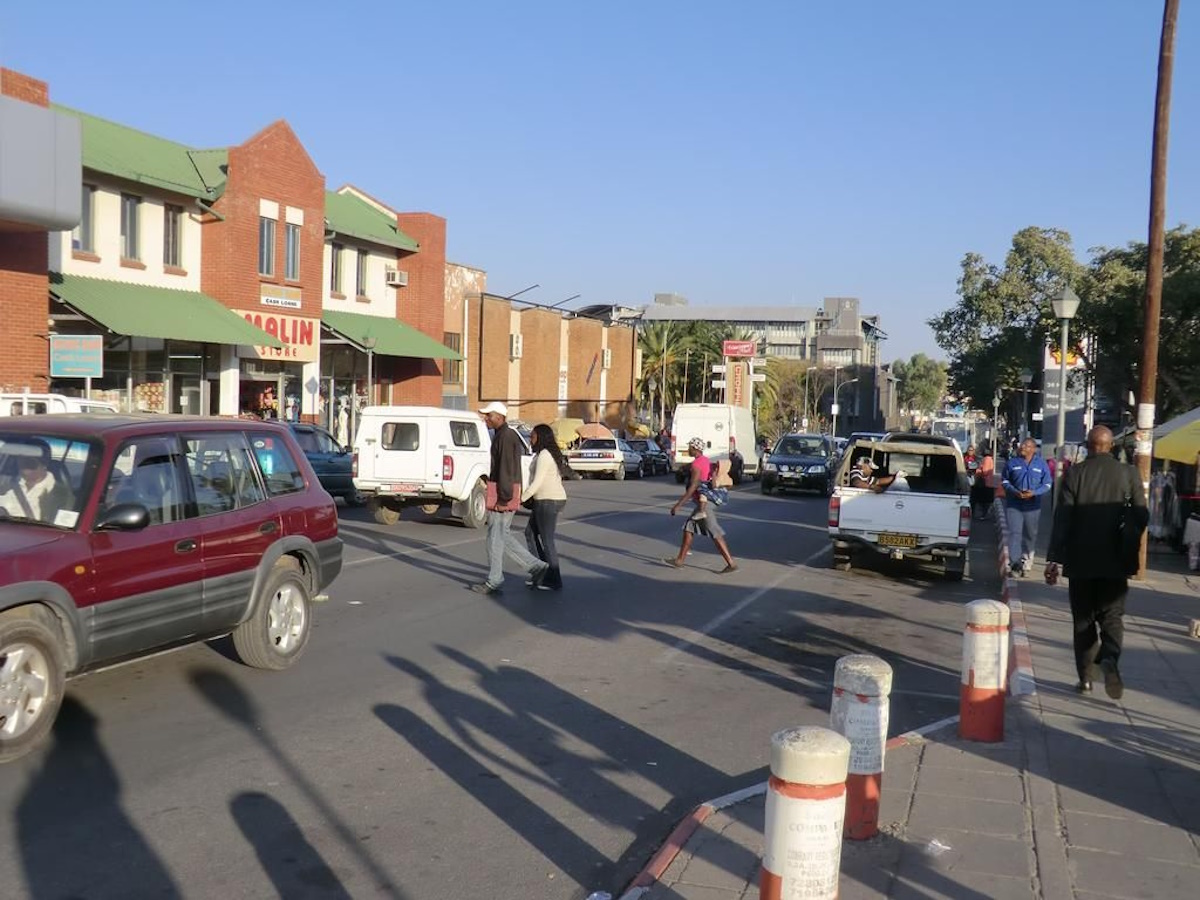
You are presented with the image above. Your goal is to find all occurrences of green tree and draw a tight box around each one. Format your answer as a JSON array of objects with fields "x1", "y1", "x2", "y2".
[{"x1": 891, "y1": 353, "x2": 947, "y2": 414}]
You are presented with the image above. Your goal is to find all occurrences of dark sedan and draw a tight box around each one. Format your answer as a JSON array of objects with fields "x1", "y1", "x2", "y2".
[
  {"x1": 761, "y1": 433, "x2": 835, "y2": 496},
  {"x1": 626, "y1": 438, "x2": 670, "y2": 475},
  {"x1": 289, "y1": 423, "x2": 361, "y2": 505}
]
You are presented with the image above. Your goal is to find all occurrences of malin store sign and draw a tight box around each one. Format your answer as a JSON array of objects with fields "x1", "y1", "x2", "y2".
[
  {"x1": 50, "y1": 335, "x2": 103, "y2": 378},
  {"x1": 236, "y1": 310, "x2": 319, "y2": 362}
]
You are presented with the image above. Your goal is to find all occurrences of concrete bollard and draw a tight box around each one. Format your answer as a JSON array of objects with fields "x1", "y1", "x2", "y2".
[
  {"x1": 959, "y1": 599, "x2": 1011, "y2": 742},
  {"x1": 829, "y1": 654, "x2": 893, "y2": 840},
  {"x1": 760, "y1": 726, "x2": 850, "y2": 900}
]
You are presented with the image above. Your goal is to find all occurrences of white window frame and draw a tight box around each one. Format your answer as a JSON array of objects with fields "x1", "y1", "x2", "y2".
[
  {"x1": 258, "y1": 216, "x2": 276, "y2": 277},
  {"x1": 355, "y1": 249, "x2": 368, "y2": 298},
  {"x1": 163, "y1": 203, "x2": 183, "y2": 268},
  {"x1": 72, "y1": 184, "x2": 95, "y2": 252},
  {"x1": 285, "y1": 223, "x2": 301, "y2": 281},
  {"x1": 330, "y1": 242, "x2": 343, "y2": 293}
]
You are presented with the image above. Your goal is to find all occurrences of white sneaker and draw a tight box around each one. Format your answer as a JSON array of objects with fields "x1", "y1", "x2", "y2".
[{"x1": 1022, "y1": 555, "x2": 1033, "y2": 575}]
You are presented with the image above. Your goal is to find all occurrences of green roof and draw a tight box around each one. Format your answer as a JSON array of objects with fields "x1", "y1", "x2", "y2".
[
  {"x1": 49, "y1": 273, "x2": 283, "y2": 348},
  {"x1": 52, "y1": 105, "x2": 226, "y2": 200},
  {"x1": 323, "y1": 310, "x2": 461, "y2": 360},
  {"x1": 325, "y1": 191, "x2": 419, "y2": 252}
]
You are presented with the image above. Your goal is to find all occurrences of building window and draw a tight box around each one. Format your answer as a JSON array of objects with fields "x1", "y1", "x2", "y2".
[
  {"x1": 72, "y1": 185, "x2": 95, "y2": 252},
  {"x1": 355, "y1": 249, "x2": 368, "y2": 297},
  {"x1": 258, "y1": 216, "x2": 276, "y2": 277},
  {"x1": 330, "y1": 243, "x2": 343, "y2": 293},
  {"x1": 120, "y1": 194, "x2": 141, "y2": 260},
  {"x1": 442, "y1": 333, "x2": 462, "y2": 385},
  {"x1": 163, "y1": 204, "x2": 183, "y2": 267},
  {"x1": 285, "y1": 223, "x2": 301, "y2": 281}
]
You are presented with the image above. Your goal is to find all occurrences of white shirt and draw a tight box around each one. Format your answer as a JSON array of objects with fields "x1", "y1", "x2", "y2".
[
  {"x1": 522, "y1": 449, "x2": 567, "y2": 502},
  {"x1": 0, "y1": 470, "x2": 60, "y2": 522}
]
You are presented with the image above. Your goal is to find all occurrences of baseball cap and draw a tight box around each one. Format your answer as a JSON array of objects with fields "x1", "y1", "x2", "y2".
[
  {"x1": 688, "y1": 436, "x2": 706, "y2": 453},
  {"x1": 855, "y1": 455, "x2": 879, "y2": 471},
  {"x1": 478, "y1": 401, "x2": 508, "y2": 417}
]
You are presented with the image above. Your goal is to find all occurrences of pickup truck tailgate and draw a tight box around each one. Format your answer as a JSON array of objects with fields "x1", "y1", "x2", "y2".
[{"x1": 836, "y1": 489, "x2": 965, "y2": 540}]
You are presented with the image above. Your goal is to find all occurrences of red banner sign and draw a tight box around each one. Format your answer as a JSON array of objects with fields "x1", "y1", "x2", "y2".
[
  {"x1": 235, "y1": 309, "x2": 320, "y2": 362},
  {"x1": 722, "y1": 340, "x2": 756, "y2": 358}
]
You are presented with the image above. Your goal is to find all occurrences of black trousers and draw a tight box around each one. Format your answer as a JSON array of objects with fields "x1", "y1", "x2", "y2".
[
  {"x1": 525, "y1": 499, "x2": 565, "y2": 588},
  {"x1": 1068, "y1": 577, "x2": 1128, "y2": 679}
]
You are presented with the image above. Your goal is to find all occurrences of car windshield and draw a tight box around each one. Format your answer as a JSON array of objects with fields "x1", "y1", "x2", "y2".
[
  {"x1": 0, "y1": 433, "x2": 101, "y2": 530},
  {"x1": 774, "y1": 437, "x2": 827, "y2": 457},
  {"x1": 580, "y1": 439, "x2": 617, "y2": 450},
  {"x1": 629, "y1": 440, "x2": 657, "y2": 452}
]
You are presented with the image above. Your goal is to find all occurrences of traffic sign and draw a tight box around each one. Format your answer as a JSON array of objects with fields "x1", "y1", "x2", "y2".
[
  {"x1": 711, "y1": 364, "x2": 727, "y2": 374},
  {"x1": 750, "y1": 357, "x2": 767, "y2": 367},
  {"x1": 750, "y1": 373, "x2": 766, "y2": 382},
  {"x1": 711, "y1": 379, "x2": 727, "y2": 389}
]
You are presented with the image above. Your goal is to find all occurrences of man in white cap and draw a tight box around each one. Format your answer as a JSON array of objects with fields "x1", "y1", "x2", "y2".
[
  {"x1": 472, "y1": 401, "x2": 548, "y2": 595},
  {"x1": 849, "y1": 455, "x2": 900, "y2": 493}
]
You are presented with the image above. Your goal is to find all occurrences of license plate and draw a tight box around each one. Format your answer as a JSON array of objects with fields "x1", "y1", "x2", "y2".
[
  {"x1": 388, "y1": 483, "x2": 421, "y2": 494},
  {"x1": 582, "y1": 452, "x2": 602, "y2": 458},
  {"x1": 878, "y1": 532, "x2": 918, "y2": 549}
]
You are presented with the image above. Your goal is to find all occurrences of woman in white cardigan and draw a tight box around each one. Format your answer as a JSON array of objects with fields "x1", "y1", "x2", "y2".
[{"x1": 522, "y1": 423, "x2": 571, "y2": 590}]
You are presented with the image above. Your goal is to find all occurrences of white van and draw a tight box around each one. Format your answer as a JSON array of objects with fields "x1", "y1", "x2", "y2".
[
  {"x1": 352, "y1": 406, "x2": 531, "y2": 528},
  {"x1": 669, "y1": 403, "x2": 759, "y2": 484},
  {"x1": 0, "y1": 393, "x2": 119, "y2": 415}
]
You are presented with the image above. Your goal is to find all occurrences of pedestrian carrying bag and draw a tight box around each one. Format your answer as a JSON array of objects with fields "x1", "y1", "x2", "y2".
[
  {"x1": 485, "y1": 481, "x2": 522, "y2": 512},
  {"x1": 1117, "y1": 466, "x2": 1146, "y2": 576}
]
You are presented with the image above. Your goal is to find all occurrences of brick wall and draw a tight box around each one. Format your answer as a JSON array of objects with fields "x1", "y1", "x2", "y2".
[
  {"x1": 393, "y1": 212, "x2": 447, "y2": 406},
  {"x1": 516, "y1": 307, "x2": 563, "y2": 425},
  {"x1": 478, "y1": 295, "x2": 514, "y2": 402},
  {"x1": 567, "y1": 317, "x2": 604, "y2": 422},
  {"x1": 201, "y1": 120, "x2": 326, "y2": 326},
  {"x1": 0, "y1": 69, "x2": 50, "y2": 391},
  {"x1": 602, "y1": 324, "x2": 637, "y2": 427}
]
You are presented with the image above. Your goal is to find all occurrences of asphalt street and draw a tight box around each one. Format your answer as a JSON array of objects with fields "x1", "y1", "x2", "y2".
[{"x1": 0, "y1": 476, "x2": 999, "y2": 899}]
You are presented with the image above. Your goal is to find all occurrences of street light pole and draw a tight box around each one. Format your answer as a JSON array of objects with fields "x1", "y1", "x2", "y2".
[
  {"x1": 363, "y1": 336, "x2": 377, "y2": 407},
  {"x1": 831, "y1": 366, "x2": 843, "y2": 438},
  {"x1": 992, "y1": 390, "x2": 1002, "y2": 454},
  {"x1": 1019, "y1": 368, "x2": 1033, "y2": 441},
  {"x1": 1051, "y1": 287, "x2": 1082, "y2": 460}
]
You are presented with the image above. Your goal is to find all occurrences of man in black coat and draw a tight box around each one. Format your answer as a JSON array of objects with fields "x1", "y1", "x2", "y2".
[{"x1": 1046, "y1": 426, "x2": 1149, "y2": 698}]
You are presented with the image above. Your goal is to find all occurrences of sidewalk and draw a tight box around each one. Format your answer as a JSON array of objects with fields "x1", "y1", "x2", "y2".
[{"x1": 619, "y1": 511, "x2": 1200, "y2": 899}]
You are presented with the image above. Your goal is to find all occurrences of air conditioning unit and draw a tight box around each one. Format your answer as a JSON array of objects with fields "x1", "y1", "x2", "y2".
[
  {"x1": 509, "y1": 333, "x2": 523, "y2": 359},
  {"x1": 386, "y1": 268, "x2": 409, "y2": 287},
  {"x1": 601, "y1": 348, "x2": 612, "y2": 370}
]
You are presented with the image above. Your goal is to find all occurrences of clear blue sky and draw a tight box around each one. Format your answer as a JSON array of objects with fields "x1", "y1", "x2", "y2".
[{"x1": 5, "y1": 1, "x2": 1197, "y2": 363}]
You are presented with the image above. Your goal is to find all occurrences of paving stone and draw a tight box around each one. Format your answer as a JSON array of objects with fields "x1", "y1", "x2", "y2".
[
  {"x1": 907, "y1": 794, "x2": 1028, "y2": 838},
  {"x1": 1069, "y1": 845, "x2": 1200, "y2": 900},
  {"x1": 890, "y1": 869, "x2": 1034, "y2": 900},
  {"x1": 904, "y1": 828, "x2": 1033, "y2": 879},
  {"x1": 1056, "y1": 780, "x2": 1182, "y2": 826},
  {"x1": 914, "y1": 764, "x2": 1025, "y2": 803},
  {"x1": 680, "y1": 821, "x2": 760, "y2": 889},
  {"x1": 919, "y1": 742, "x2": 1025, "y2": 773},
  {"x1": 1063, "y1": 808, "x2": 1200, "y2": 865}
]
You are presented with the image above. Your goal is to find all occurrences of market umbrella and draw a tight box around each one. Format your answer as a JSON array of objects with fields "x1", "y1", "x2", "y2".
[
  {"x1": 575, "y1": 422, "x2": 614, "y2": 441},
  {"x1": 1153, "y1": 408, "x2": 1200, "y2": 464},
  {"x1": 550, "y1": 418, "x2": 585, "y2": 449},
  {"x1": 627, "y1": 422, "x2": 652, "y2": 437}
]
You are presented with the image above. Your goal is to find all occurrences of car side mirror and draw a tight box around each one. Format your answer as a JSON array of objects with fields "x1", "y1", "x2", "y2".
[
  {"x1": 341, "y1": 446, "x2": 352, "y2": 455},
  {"x1": 95, "y1": 503, "x2": 151, "y2": 531}
]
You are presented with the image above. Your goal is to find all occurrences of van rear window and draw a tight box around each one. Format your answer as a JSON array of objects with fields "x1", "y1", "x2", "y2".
[
  {"x1": 382, "y1": 422, "x2": 420, "y2": 451},
  {"x1": 449, "y1": 421, "x2": 480, "y2": 447}
]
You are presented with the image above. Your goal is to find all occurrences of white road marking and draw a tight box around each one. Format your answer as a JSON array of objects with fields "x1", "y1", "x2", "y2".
[{"x1": 656, "y1": 543, "x2": 832, "y2": 665}]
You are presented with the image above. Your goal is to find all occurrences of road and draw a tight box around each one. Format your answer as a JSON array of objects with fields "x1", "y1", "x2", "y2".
[{"x1": 0, "y1": 475, "x2": 999, "y2": 899}]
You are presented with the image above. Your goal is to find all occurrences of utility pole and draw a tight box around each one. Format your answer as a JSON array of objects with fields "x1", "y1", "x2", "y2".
[{"x1": 1135, "y1": 0, "x2": 1179, "y2": 579}]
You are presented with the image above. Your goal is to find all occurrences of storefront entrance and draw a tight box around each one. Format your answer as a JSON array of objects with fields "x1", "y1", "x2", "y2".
[{"x1": 239, "y1": 359, "x2": 303, "y2": 422}]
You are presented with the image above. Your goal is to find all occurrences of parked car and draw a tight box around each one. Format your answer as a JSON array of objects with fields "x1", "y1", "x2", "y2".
[
  {"x1": 626, "y1": 438, "x2": 670, "y2": 475},
  {"x1": 0, "y1": 415, "x2": 343, "y2": 762},
  {"x1": 352, "y1": 406, "x2": 532, "y2": 528},
  {"x1": 565, "y1": 438, "x2": 645, "y2": 479},
  {"x1": 1, "y1": 392, "x2": 118, "y2": 415},
  {"x1": 288, "y1": 422, "x2": 361, "y2": 505},
  {"x1": 761, "y1": 433, "x2": 836, "y2": 496}
]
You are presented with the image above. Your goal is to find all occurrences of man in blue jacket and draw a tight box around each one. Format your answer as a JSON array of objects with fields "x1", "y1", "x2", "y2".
[{"x1": 1002, "y1": 437, "x2": 1053, "y2": 576}]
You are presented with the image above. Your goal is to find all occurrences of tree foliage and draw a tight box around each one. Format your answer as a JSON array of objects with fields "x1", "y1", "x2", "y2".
[{"x1": 891, "y1": 353, "x2": 947, "y2": 414}]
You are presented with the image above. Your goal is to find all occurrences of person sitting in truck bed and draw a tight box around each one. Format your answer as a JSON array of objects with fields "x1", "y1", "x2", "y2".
[{"x1": 849, "y1": 455, "x2": 901, "y2": 493}]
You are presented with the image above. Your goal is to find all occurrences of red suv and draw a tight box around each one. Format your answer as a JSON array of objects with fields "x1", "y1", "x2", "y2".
[{"x1": 0, "y1": 415, "x2": 343, "y2": 762}]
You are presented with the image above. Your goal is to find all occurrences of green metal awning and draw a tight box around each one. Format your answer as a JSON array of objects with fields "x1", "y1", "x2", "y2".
[
  {"x1": 49, "y1": 273, "x2": 283, "y2": 347},
  {"x1": 322, "y1": 309, "x2": 462, "y2": 360}
]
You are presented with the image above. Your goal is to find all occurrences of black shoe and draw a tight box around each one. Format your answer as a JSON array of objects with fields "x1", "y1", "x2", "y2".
[
  {"x1": 470, "y1": 582, "x2": 503, "y2": 596},
  {"x1": 1100, "y1": 659, "x2": 1124, "y2": 700},
  {"x1": 1075, "y1": 680, "x2": 1093, "y2": 694},
  {"x1": 525, "y1": 565, "x2": 549, "y2": 588}
]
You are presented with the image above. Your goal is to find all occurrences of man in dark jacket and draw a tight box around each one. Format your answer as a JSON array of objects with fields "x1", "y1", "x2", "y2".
[
  {"x1": 471, "y1": 402, "x2": 547, "y2": 595},
  {"x1": 1001, "y1": 438, "x2": 1053, "y2": 576},
  {"x1": 1046, "y1": 426, "x2": 1148, "y2": 698}
]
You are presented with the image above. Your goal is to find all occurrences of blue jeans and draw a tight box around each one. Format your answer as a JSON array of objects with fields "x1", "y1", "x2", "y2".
[
  {"x1": 486, "y1": 510, "x2": 544, "y2": 588},
  {"x1": 1006, "y1": 504, "x2": 1041, "y2": 565}
]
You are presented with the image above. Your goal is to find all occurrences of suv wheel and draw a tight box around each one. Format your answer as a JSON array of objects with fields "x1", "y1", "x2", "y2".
[
  {"x1": 0, "y1": 606, "x2": 66, "y2": 764},
  {"x1": 371, "y1": 498, "x2": 401, "y2": 526},
  {"x1": 462, "y1": 479, "x2": 488, "y2": 529},
  {"x1": 233, "y1": 558, "x2": 312, "y2": 670}
]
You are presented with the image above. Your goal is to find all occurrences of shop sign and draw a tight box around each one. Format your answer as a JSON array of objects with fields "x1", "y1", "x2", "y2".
[
  {"x1": 730, "y1": 360, "x2": 748, "y2": 407},
  {"x1": 261, "y1": 286, "x2": 303, "y2": 310},
  {"x1": 722, "y1": 339, "x2": 756, "y2": 358},
  {"x1": 50, "y1": 335, "x2": 103, "y2": 378},
  {"x1": 236, "y1": 309, "x2": 319, "y2": 362}
]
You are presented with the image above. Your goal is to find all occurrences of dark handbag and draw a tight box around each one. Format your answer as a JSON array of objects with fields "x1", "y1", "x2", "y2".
[{"x1": 1117, "y1": 467, "x2": 1146, "y2": 576}]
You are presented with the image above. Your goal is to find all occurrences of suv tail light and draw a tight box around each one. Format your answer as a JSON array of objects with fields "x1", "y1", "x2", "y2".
[
  {"x1": 959, "y1": 504, "x2": 971, "y2": 537},
  {"x1": 351, "y1": 450, "x2": 358, "y2": 477},
  {"x1": 828, "y1": 495, "x2": 841, "y2": 528},
  {"x1": 443, "y1": 454, "x2": 454, "y2": 481}
]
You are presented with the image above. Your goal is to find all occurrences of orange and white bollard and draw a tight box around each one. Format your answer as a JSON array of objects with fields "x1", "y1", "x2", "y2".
[
  {"x1": 959, "y1": 599, "x2": 1011, "y2": 742},
  {"x1": 829, "y1": 654, "x2": 893, "y2": 840},
  {"x1": 760, "y1": 726, "x2": 850, "y2": 900}
]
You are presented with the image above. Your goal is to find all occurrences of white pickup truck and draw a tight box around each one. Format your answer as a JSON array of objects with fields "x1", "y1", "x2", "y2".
[{"x1": 827, "y1": 439, "x2": 972, "y2": 580}]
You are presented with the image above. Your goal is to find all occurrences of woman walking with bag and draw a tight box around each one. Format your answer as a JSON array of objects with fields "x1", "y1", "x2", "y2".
[{"x1": 522, "y1": 424, "x2": 573, "y2": 591}]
